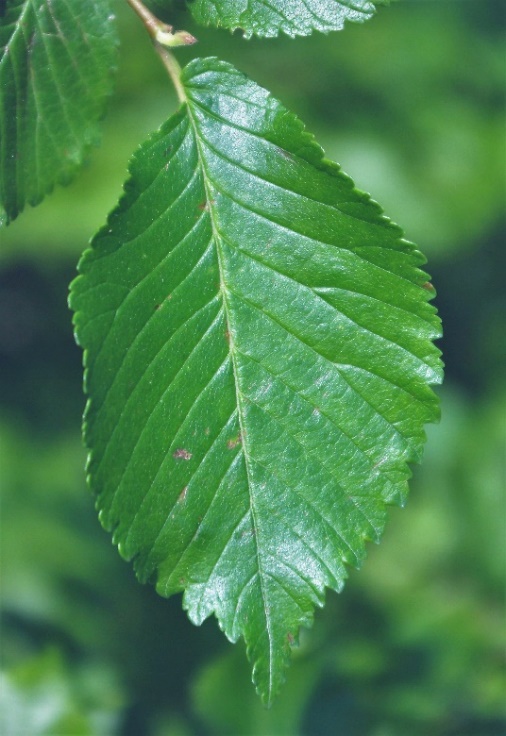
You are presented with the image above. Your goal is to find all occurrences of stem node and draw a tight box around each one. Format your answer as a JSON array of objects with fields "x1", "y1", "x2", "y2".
[{"x1": 125, "y1": 0, "x2": 194, "y2": 102}]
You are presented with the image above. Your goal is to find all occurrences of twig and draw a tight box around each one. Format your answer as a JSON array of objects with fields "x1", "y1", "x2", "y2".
[{"x1": 125, "y1": 0, "x2": 196, "y2": 103}]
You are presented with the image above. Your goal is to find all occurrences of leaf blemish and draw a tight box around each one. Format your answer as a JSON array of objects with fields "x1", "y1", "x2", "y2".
[
  {"x1": 278, "y1": 147, "x2": 294, "y2": 161},
  {"x1": 173, "y1": 448, "x2": 192, "y2": 460},
  {"x1": 198, "y1": 199, "x2": 216, "y2": 211},
  {"x1": 227, "y1": 433, "x2": 242, "y2": 449},
  {"x1": 178, "y1": 486, "x2": 188, "y2": 503}
]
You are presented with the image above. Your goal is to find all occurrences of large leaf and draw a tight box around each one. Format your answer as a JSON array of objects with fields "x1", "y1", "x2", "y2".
[
  {"x1": 71, "y1": 57, "x2": 442, "y2": 703},
  {"x1": 0, "y1": 0, "x2": 118, "y2": 225},
  {"x1": 187, "y1": 0, "x2": 385, "y2": 38}
]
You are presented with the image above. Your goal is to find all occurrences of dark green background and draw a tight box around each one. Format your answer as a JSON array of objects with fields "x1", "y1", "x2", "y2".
[{"x1": 1, "y1": 1, "x2": 505, "y2": 734}]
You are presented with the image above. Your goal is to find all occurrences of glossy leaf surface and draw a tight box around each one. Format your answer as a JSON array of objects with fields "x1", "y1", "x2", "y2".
[
  {"x1": 188, "y1": 0, "x2": 383, "y2": 38},
  {"x1": 0, "y1": 0, "x2": 118, "y2": 224},
  {"x1": 71, "y1": 57, "x2": 442, "y2": 702}
]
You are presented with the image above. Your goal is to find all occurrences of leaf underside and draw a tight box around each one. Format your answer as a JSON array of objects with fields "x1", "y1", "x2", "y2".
[
  {"x1": 188, "y1": 0, "x2": 383, "y2": 37},
  {"x1": 0, "y1": 0, "x2": 118, "y2": 225},
  {"x1": 71, "y1": 57, "x2": 442, "y2": 703}
]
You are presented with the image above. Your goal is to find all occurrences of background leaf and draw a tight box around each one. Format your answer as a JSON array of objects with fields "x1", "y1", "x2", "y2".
[
  {"x1": 71, "y1": 57, "x2": 441, "y2": 702},
  {"x1": 185, "y1": 0, "x2": 383, "y2": 38},
  {"x1": 0, "y1": 0, "x2": 118, "y2": 225},
  {"x1": 0, "y1": 649, "x2": 122, "y2": 736}
]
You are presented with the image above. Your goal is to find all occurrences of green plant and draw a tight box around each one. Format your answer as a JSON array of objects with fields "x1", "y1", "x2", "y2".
[{"x1": 1, "y1": 0, "x2": 442, "y2": 703}]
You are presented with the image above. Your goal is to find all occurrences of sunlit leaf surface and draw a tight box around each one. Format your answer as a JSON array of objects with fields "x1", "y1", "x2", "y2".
[
  {"x1": 71, "y1": 57, "x2": 442, "y2": 702},
  {"x1": 189, "y1": 0, "x2": 383, "y2": 37}
]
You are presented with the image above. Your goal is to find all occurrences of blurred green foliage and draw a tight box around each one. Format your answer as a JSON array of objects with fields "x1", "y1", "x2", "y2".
[{"x1": 1, "y1": 1, "x2": 505, "y2": 734}]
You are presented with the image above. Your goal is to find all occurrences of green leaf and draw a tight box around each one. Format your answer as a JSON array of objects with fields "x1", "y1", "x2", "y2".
[
  {"x1": 0, "y1": 650, "x2": 122, "y2": 736},
  {"x1": 0, "y1": 0, "x2": 118, "y2": 225},
  {"x1": 70, "y1": 57, "x2": 442, "y2": 703},
  {"x1": 187, "y1": 0, "x2": 384, "y2": 38}
]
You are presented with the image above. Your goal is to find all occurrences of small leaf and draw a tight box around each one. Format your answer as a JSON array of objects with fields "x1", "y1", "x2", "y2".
[
  {"x1": 0, "y1": 0, "x2": 118, "y2": 225},
  {"x1": 71, "y1": 57, "x2": 442, "y2": 703},
  {"x1": 187, "y1": 0, "x2": 384, "y2": 38}
]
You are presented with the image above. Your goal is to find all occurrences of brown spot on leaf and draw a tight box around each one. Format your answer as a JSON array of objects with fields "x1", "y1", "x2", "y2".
[
  {"x1": 198, "y1": 199, "x2": 216, "y2": 211},
  {"x1": 422, "y1": 281, "x2": 435, "y2": 292},
  {"x1": 227, "y1": 433, "x2": 242, "y2": 450},
  {"x1": 178, "y1": 486, "x2": 188, "y2": 503},
  {"x1": 278, "y1": 147, "x2": 294, "y2": 160},
  {"x1": 173, "y1": 448, "x2": 192, "y2": 460},
  {"x1": 287, "y1": 632, "x2": 295, "y2": 646}
]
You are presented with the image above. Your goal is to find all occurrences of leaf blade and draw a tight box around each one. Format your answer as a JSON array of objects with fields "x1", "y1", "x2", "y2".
[
  {"x1": 187, "y1": 0, "x2": 382, "y2": 38},
  {"x1": 0, "y1": 0, "x2": 118, "y2": 224},
  {"x1": 71, "y1": 57, "x2": 442, "y2": 703}
]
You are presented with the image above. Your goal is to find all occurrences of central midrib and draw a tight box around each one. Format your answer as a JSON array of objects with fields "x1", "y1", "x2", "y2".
[{"x1": 184, "y1": 98, "x2": 275, "y2": 698}]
